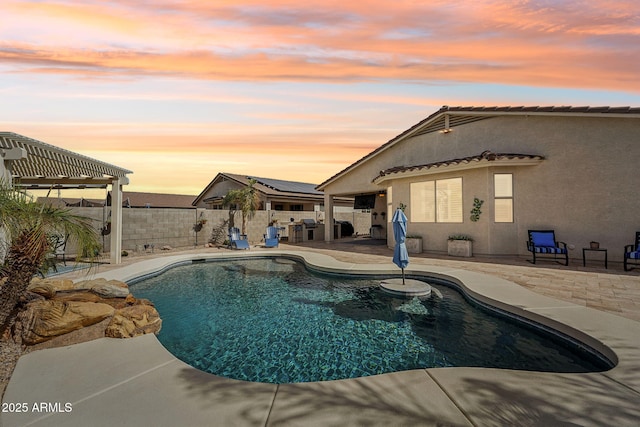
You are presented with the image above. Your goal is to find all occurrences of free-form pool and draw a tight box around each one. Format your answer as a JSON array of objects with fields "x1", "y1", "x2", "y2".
[{"x1": 131, "y1": 257, "x2": 611, "y2": 383}]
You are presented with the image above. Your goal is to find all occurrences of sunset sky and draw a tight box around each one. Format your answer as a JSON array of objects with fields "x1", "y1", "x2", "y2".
[{"x1": 1, "y1": 0, "x2": 639, "y2": 197}]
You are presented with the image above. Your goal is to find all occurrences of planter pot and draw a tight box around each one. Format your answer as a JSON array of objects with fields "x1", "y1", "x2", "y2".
[
  {"x1": 406, "y1": 238, "x2": 423, "y2": 254},
  {"x1": 448, "y1": 240, "x2": 473, "y2": 257}
]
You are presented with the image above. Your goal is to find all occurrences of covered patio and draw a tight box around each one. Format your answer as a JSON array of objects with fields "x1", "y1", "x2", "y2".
[{"x1": 0, "y1": 132, "x2": 132, "y2": 264}]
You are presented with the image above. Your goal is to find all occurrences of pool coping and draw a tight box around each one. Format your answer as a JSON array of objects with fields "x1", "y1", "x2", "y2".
[{"x1": 3, "y1": 250, "x2": 640, "y2": 426}]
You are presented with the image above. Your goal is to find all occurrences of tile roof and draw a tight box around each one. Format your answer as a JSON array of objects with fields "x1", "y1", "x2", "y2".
[
  {"x1": 37, "y1": 197, "x2": 105, "y2": 208},
  {"x1": 375, "y1": 150, "x2": 545, "y2": 181},
  {"x1": 244, "y1": 175, "x2": 323, "y2": 195},
  {"x1": 119, "y1": 192, "x2": 197, "y2": 208},
  {"x1": 441, "y1": 105, "x2": 640, "y2": 114},
  {"x1": 317, "y1": 105, "x2": 639, "y2": 190},
  {"x1": 211, "y1": 173, "x2": 322, "y2": 198},
  {"x1": 193, "y1": 172, "x2": 329, "y2": 206},
  {"x1": 38, "y1": 192, "x2": 198, "y2": 208}
]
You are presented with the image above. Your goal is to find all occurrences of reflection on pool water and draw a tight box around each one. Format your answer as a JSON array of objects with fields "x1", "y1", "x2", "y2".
[{"x1": 131, "y1": 258, "x2": 611, "y2": 384}]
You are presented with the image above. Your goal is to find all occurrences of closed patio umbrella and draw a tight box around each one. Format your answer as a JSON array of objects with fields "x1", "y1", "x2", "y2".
[{"x1": 392, "y1": 208, "x2": 409, "y2": 285}]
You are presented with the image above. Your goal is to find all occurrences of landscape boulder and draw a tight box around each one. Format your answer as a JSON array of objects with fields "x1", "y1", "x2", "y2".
[
  {"x1": 72, "y1": 278, "x2": 130, "y2": 298},
  {"x1": 105, "y1": 304, "x2": 162, "y2": 338},
  {"x1": 28, "y1": 277, "x2": 75, "y2": 292},
  {"x1": 20, "y1": 300, "x2": 115, "y2": 344},
  {"x1": 28, "y1": 283, "x2": 57, "y2": 299}
]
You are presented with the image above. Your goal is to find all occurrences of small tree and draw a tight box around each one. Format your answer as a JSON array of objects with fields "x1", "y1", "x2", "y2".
[
  {"x1": 0, "y1": 183, "x2": 101, "y2": 332},
  {"x1": 222, "y1": 179, "x2": 260, "y2": 235},
  {"x1": 208, "y1": 219, "x2": 229, "y2": 246}
]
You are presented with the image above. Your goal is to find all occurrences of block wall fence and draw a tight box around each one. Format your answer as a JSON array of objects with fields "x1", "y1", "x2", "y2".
[{"x1": 67, "y1": 207, "x2": 372, "y2": 255}]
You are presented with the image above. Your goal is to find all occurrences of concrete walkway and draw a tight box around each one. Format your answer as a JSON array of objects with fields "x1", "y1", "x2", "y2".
[{"x1": 3, "y1": 246, "x2": 640, "y2": 426}]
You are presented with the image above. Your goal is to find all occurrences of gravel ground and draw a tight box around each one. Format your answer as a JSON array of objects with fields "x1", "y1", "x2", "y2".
[{"x1": 0, "y1": 334, "x2": 22, "y2": 400}]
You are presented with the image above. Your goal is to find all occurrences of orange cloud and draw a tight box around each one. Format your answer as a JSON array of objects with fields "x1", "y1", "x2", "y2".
[
  {"x1": 2, "y1": 0, "x2": 639, "y2": 194},
  {"x1": 1, "y1": 1, "x2": 638, "y2": 92}
]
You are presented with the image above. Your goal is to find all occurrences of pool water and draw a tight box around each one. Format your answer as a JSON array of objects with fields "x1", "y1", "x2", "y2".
[{"x1": 131, "y1": 258, "x2": 610, "y2": 383}]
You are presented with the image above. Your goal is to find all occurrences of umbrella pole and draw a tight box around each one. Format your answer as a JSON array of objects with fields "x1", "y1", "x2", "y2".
[{"x1": 402, "y1": 268, "x2": 405, "y2": 285}]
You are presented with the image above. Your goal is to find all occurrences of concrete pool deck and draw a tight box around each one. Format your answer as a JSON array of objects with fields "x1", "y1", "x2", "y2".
[{"x1": 3, "y1": 246, "x2": 640, "y2": 426}]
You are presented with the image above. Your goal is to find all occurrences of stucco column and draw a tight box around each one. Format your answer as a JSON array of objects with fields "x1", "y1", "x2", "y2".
[
  {"x1": 323, "y1": 193, "x2": 334, "y2": 242},
  {"x1": 109, "y1": 178, "x2": 124, "y2": 264}
]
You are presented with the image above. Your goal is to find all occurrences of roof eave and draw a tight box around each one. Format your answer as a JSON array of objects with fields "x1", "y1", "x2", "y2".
[
  {"x1": 317, "y1": 105, "x2": 639, "y2": 191},
  {"x1": 373, "y1": 158, "x2": 544, "y2": 185}
]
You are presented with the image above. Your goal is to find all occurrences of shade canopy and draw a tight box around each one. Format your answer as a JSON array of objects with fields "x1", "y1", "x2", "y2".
[
  {"x1": 1, "y1": 132, "x2": 131, "y2": 264},
  {"x1": 1, "y1": 132, "x2": 131, "y2": 189}
]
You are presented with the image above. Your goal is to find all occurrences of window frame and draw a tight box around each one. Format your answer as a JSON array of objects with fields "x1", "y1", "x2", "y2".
[
  {"x1": 411, "y1": 177, "x2": 463, "y2": 223},
  {"x1": 494, "y1": 173, "x2": 514, "y2": 223}
]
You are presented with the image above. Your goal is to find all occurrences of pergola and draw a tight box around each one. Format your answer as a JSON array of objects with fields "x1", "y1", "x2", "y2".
[{"x1": 0, "y1": 132, "x2": 132, "y2": 264}]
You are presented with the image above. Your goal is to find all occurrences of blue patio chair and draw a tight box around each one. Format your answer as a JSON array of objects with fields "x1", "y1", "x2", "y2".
[
  {"x1": 228, "y1": 227, "x2": 250, "y2": 250},
  {"x1": 624, "y1": 232, "x2": 640, "y2": 271},
  {"x1": 264, "y1": 226, "x2": 280, "y2": 248},
  {"x1": 526, "y1": 230, "x2": 568, "y2": 266}
]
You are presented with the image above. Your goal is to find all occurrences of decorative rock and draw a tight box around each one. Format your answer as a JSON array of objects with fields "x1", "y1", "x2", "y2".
[
  {"x1": 20, "y1": 300, "x2": 115, "y2": 344},
  {"x1": 28, "y1": 277, "x2": 75, "y2": 292},
  {"x1": 90, "y1": 281, "x2": 130, "y2": 298},
  {"x1": 71, "y1": 279, "x2": 95, "y2": 291},
  {"x1": 53, "y1": 291, "x2": 102, "y2": 303},
  {"x1": 105, "y1": 304, "x2": 162, "y2": 338},
  {"x1": 28, "y1": 283, "x2": 57, "y2": 299}
]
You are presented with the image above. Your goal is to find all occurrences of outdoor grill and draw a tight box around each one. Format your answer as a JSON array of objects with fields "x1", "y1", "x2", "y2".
[{"x1": 301, "y1": 219, "x2": 317, "y2": 229}]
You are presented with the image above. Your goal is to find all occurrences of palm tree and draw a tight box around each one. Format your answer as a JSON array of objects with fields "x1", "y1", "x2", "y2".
[
  {"x1": 222, "y1": 179, "x2": 260, "y2": 235},
  {"x1": 0, "y1": 183, "x2": 101, "y2": 331}
]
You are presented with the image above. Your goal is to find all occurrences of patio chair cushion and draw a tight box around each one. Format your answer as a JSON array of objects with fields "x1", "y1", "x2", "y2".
[
  {"x1": 532, "y1": 246, "x2": 567, "y2": 254},
  {"x1": 530, "y1": 231, "x2": 556, "y2": 248},
  {"x1": 626, "y1": 251, "x2": 640, "y2": 259}
]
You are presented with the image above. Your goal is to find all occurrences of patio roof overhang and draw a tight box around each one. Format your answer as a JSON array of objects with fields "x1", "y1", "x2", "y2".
[
  {"x1": 1, "y1": 132, "x2": 132, "y2": 264},
  {"x1": 1, "y1": 132, "x2": 131, "y2": 188},
  {"x1": 373, "y1": 151, "x2": 545, "y2": 185}
]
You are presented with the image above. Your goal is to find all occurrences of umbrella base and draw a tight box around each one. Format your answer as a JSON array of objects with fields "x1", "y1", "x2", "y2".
[{"x1": 379, "y1": 278, "x2": 432, "y2": 297}]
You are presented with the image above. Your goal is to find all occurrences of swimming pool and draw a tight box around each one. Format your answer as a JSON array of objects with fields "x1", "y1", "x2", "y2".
[{"x1": 131, "y1": 257, "x2": 611, "y2": 384}]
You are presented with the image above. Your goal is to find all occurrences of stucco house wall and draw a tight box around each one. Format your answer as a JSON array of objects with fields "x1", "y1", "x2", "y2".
[{"x1": 320, "y1": 109, "x2": 639, "y2": 263}]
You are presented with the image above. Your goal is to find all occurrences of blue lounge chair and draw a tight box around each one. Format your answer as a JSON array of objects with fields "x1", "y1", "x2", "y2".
[
  {"x1": 527, "y1": 230, "x2": 568, "y2": 265},
  {"x1": 228, "y1": 227, "x2": 250, "y2": 250},
  {"x1": 624, "y1": 232, "x2": 640, "y2": 271},
  {"x1": 264, "y1": 226, "x2": 280, "y2": 248}
]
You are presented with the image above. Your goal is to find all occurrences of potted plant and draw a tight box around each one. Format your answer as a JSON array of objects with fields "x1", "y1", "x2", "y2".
[
  {"x1": 193, "y1": 218, "x2": 207, "y2": 233},
  {"x1": 100, "y1": 221, "x2": 111, "y2": 236},
  {"x1": 406, "y1": 234, "x2": 423, "y2": 254},
  {"x1": 448, "y1": 234, "x2": 474, "y2": 257}
]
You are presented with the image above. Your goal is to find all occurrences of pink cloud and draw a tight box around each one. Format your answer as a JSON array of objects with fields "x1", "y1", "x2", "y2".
[{"x1": 1, "y1": 0, "x2": 638, "y2": 92}]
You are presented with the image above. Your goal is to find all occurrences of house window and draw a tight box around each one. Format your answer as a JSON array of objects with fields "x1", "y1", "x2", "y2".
[
  {"x1": 494, "y1": 174, "x2": 513, "y2": 223},
  {"x1": 411, "y1": 178, "x2": 463, "y2": 223},
  {"x1": 411, "y1": 181, "x2": 435, "y2": 222},
  {"x1": 290, "y1": 204, "x2": 303, "y2": 211}
]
